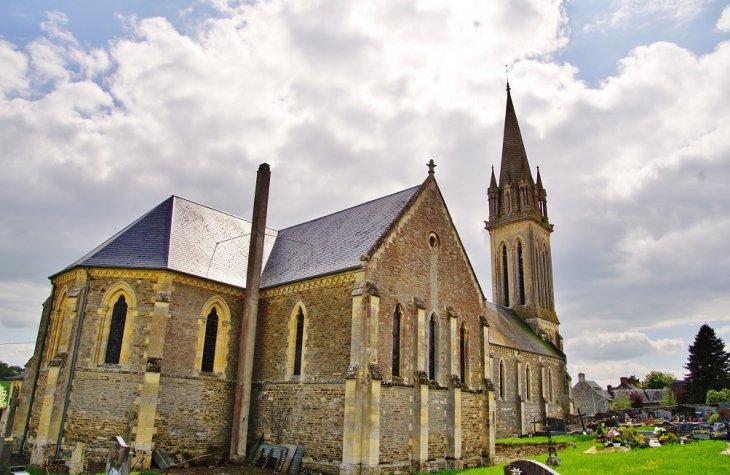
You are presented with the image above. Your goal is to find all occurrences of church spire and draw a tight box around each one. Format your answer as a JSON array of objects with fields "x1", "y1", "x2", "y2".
[{"x1": 499, "y1": 85, "x2": 534, "y2": 188}]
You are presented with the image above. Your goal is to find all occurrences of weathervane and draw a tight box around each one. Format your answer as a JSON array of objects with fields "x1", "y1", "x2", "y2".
[{"x1": 505, "y1": 64, "x2": 511, "y2": 93}]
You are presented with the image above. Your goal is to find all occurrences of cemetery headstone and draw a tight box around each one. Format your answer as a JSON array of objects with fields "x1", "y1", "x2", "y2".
[
  {"x1": 656, "y1": 409, "x2": 671, "y2": 420},
  {"x1": 106, "y1": 436, "x2": 130, "y2": 475},
  {"x1": 503, "y1": 459, "x2": 560, "y2": 475},
  {"x1": 1, "y1": 437, "x2": 15, "y2": 475}
]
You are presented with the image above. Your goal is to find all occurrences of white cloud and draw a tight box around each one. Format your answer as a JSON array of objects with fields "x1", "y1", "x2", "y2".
[
  {"x1": 0, "y1": 281, "x2": 49, "y2": 329},
  {"x1": 565, "y1": 332, "x2": 684, "y2": 362},
  {"x1": 1, "y1": 1, "x2": 729, "y2": 384},
  {"x1": 583, "y1": 0, "x2": 712, "y2": 32},
  {"x1": 718, "y1": 5, "x2": 730, "y2": 31}
]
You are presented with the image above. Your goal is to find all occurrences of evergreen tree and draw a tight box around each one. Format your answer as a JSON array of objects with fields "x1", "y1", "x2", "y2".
[{"x1": 684, "y1": 324, "x2": 730, "y2": 403}]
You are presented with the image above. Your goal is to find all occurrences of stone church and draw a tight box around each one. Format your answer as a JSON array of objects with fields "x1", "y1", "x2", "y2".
[{"x1": 12, "y1": 88, "x2": 570, "y2": 474}]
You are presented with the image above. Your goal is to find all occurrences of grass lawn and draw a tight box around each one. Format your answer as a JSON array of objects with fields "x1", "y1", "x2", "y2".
[{"x1": 443, "y1": 435, "x2": 730, "y2": 475}]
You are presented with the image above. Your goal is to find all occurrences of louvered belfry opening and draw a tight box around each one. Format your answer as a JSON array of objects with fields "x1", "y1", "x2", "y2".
[
  {"x1": 518, "y1": 242, "x2": 525, "y2": 305},
  {"x1": 105, "y1": 295, "x2": 127, "y2": 364},
  {"x1": 502, "y1": 245, "x2": 510, "y2": 307}
]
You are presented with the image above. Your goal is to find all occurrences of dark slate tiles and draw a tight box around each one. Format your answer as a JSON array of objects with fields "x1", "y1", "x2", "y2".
[{"x1": 261, "y1": 185, "x2": 420, "y2": 288}]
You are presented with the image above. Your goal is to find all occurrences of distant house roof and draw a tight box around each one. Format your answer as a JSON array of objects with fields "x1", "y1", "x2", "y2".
[
  {"x1": 573, "y1": 378, "x2": 613, "y2": 402},
  {"x1": 58, "y1": 185, "x2": 422, "y2": 289},
  {"x1": 610, "y1": 388, "x2": 665, "y2": 404},
  {"x1": 485, "y1": 302, "x2": 562, "y2": 358}
]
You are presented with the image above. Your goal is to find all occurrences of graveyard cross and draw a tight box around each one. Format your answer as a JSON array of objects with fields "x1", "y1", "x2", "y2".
[
  {"x1": 544, "y1": 417, "x2": 561, "y2": 467},
  {"x1": 576, "y1": 407, "x2": 587, "y2": 432},
  {"x1": 530, "y1": 418, "x2": 542, "y2": 434}
]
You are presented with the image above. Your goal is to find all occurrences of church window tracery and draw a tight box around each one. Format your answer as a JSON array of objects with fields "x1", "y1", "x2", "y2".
[
  {"x1": 499, "y1": 359, "x2": 506, "y2": 399},
  {"x1": 428, "y1": 314, "x2": 437, "y2": 380},
  {"x1": 195, "y1": 296, "x2": 231, "y2": 376},
  {"x1": 201, "y1": 308, "x2": 218, "y2": 372},
  {"x1": 392, "y1": 305, "x2": 402, "y2": 377},
  {"x1": 105, "y1": 295, "x2": 127, "y2": 364},
  {"x1": 294, "y1": 307, "x2": 305, "y2": 376},
  {"x1": 459, "y1": 322, "x2": 467, "y2": 384}
]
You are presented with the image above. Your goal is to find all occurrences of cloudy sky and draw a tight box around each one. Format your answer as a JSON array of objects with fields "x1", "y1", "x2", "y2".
[{"x1": 1, "y1": 0, "x2": 729, "y2": 390}]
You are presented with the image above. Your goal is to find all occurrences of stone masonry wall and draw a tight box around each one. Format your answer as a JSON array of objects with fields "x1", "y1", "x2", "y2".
[
  {"x1": 461, "y1": 391, "x2": 482, "y2": 463},
  {"x1": 256, "y1": 277, "x2": 355, "y2": 382},
  {"x1": 379, "y1": 386, "x2": 411, "y2": 466},
  {"x1": 249, "y1": 383, "x2": 345, "y2": 473},
  {"x1": 427, "y1": 389, "x2": 447, "y2": 461},
  {"x1": 154, "y1": 377, "x2": 235, "y2": 457},
  {"x1": 165, "y1": 281, "x2": 244, "y2": 379},
  {"x1": 368, "y1": 182, "x2": 486, "y2": 389},
  {"x1": 62, "y1": 370, "x2": 141, "y2": 458}
]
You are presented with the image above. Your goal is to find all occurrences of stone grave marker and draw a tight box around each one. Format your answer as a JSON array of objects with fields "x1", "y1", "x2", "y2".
[
  {"x1": 106, "y1": 436, "x2": 130, "y2": 475},
  {"x1": 656, "y1": 409, "x2": 671, "y2": 420},
  {"x1": 1, "y1": 437, "x2": 14, "y2": 475},
  {"x1": 503, "y1": 459, "x2": 560, "y2": 475}
]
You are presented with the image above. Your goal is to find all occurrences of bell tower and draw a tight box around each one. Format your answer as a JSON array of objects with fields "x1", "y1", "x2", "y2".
[{"x1": 485, "y1": 84, "x2": 562, "y2": 351}]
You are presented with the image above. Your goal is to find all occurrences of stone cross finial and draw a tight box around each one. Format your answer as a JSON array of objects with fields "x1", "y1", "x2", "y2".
[{"x1": 427, "y1": 159, "x2": 436, "y2": 175}]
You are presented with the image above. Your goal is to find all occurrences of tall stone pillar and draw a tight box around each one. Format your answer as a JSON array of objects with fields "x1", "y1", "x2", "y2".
[
  {"x1": 341, "y1": 281, "x2": 381, "y2": 475},
  {"x1": 411, "y1": 298, "x2": 429, "y2": 473},
  {"x1": 231, "y1": 164, "x2": 271, "y2": 458},
  {"x1": 132, "y1": 273, "x2": 173, "y2": 468},
  {"x1": 479, "y1": 316, "x2": 495, "y2": 464},
  {"x1": 444, "y1": 306, "x2": 461, "y2": 468}
]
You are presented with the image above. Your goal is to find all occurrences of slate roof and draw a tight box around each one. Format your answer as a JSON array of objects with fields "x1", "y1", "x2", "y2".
[
  {"x1": 62, "y1": 196, "x2": 278, "y2": 288},
  {"x1": 61, "y1": 186, "x2": 421, "y2": 289},
  {"x1": 485, "y1": 302, "x2": 562, "y2": 358},
  {"x1": 610, "y1": 388, "x2": 665, "y2": 404},
  {"x1": 261, "y1": 185, "x2": 421, "y2": 287},
  {"x1": 583, "y1": 380, "x2": 613, "y2": 402}
]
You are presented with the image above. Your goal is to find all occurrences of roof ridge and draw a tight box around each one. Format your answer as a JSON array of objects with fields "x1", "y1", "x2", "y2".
[
  {"x1": 172, "y1": 195, "x2": 276, "y2": 228},
  {"x1": 279, "y1": 184, "x2": 421, "y2": 232}
]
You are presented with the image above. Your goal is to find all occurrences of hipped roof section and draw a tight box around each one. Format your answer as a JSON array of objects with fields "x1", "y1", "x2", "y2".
[
  {"x1": 59, "y1": 185, "x2": 422, "y2": 289},
  {"x1": 61, "y1": 196, "x2": 278, "y2": 288}
]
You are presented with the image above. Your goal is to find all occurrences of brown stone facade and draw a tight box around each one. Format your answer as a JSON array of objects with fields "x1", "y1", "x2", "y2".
[{"x1": 14, "y1": 178, "x2": 568, "y2": 475}]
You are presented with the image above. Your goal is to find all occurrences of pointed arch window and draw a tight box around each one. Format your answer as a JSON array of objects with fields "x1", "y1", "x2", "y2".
[
  {"x1": 201, "y1": 308, "x2": 218, "y2": 372},
  {"x1": 428, "y1": 314, "x2": 437, "y2": 380},
  {"x1": 518, "y1": 242, "x2": 525, "y2": 305},
  {"x1": 293, "y1": 307, "x2": 305, "y2": 376},
  {"x1": 499, "y1": 360, "x2": 506, "y2": 399},
  {"x1": 502, "y1": 245, "x2": 510, "y2": 307},
  {"x1": 525, "y1": 364, "x2": 532, "y2": 401},
  {"x1": 392, "y1": 306, "x2": 402, "y2": 377},
  {"x1": 459, "y1": 323, "x2": 467, "y2": 384},
  {"x1": 105, "y1": 295, "x2": 127, "y2": 364},
  {"x1": 548, "y1": 368, "x2": 554, "y2": 403}
]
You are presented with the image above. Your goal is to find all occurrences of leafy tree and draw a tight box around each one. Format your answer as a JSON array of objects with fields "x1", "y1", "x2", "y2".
[
  {"x1": 706, "y1": 389, "x2": 730, "y2": 404},
  {"x1": 0, "y1": 361, "x2": 23, "y2": 378},
  {"x1": 661, "y1": 388, "x2": 678, "y2": 406},
  {"x1": 629, "y1": 390, "x2": 644, "y2": 408},
  {"x1": 0, "y1": 385, "x2": 7, "y2": 409},
  {"x1": 685, "y1": 324, "x2": 730, "y2": 402},
  {"x1": 613, "y1": 392, "x2": 630, "y2": 409},
  {"x1": 643, "y1": 371, "x2": 675, "y2": 389}
]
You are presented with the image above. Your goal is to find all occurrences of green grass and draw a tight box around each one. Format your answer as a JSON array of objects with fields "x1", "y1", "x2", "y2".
[{"x1": 443, "y1": 436, "x2": 730, "y2": 475}]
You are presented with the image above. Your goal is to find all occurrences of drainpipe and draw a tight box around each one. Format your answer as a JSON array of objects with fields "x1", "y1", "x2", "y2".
[
  {"x1": 19, "y1": 282, "x2": 56, "y2": 453},
  {"x1": 231, "y1": 163, "x2": 271, "y2": 459},
  {"x1": 54, "y1": 267, "x2": 91, "y2": 460}
]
